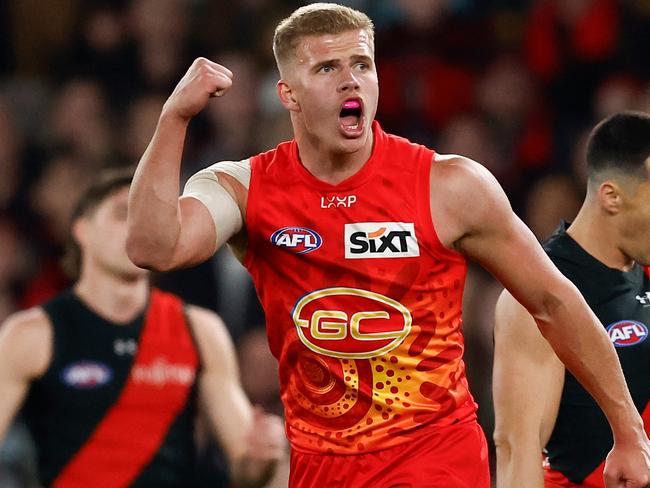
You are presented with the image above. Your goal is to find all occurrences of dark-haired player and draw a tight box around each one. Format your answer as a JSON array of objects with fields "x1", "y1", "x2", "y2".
[
  {"x1": 494, "y1": 111, "x2": 650, "y2": 488},
  {"x1": 0, "y1": 169, "x2": 285, "y2": 487}
]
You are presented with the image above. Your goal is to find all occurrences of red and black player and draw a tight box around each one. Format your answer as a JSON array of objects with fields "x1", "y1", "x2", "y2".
[
  {"x1": 495, "y1": 111, "x2": 650, "y2": 488},
  {"x1": 0, "y1": 170, "x2": 285, "y2": 488},
  {"x1": 126, "y1": 4, "x2": 650, "y2": 487}
]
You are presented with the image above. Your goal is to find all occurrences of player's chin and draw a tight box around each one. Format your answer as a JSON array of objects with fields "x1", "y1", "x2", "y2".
[{"x1": 117, "y1": 263, "x2": 150, "y2": 281}]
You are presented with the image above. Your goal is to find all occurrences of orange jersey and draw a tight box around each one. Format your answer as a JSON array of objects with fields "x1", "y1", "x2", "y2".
[{"x1": 244, "y1": 122, "x2": 476, "y2": 454}]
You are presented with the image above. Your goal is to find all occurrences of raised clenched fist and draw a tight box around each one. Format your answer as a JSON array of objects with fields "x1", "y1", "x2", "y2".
[{"x1": 162, "y1": 57, "x2": 233, "y2": 122}]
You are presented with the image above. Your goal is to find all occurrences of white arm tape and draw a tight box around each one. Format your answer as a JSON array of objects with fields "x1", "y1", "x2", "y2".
[{"x1": 182, "y1": 167, "x2": 244, "y2": 249}]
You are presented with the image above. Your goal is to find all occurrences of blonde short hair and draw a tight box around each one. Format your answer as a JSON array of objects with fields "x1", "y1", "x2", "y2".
[{"x1": 273, "y1": 3, "x2": 374, "y2": 71}]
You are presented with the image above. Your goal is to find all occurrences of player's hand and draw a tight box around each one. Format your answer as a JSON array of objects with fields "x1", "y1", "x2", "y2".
[
  {"x1": 603, "y1": 435, "x2": 650, "y2": 487},
  {"x1": 230, "y1": 406, "x2": 286, "y2": 487},
  {"x1": 162, "y1": 57, "x2": 233, "y2": 122},
  {"x1": 244, "y1": 405, "x2": 286, "y2": 462}
]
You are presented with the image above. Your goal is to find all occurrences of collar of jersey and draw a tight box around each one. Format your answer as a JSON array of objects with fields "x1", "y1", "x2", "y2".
[{"x1": 290, "y1": 120, "x2": 384, "y2": 192}]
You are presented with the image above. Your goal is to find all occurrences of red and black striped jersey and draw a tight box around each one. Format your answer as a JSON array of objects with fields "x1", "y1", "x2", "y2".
[{"x1": 23, "y1": 289, "x2": 200, "y2": 488}]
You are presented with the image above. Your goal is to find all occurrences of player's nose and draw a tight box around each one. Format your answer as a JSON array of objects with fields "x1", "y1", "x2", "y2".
[{"x1": 338, "y1": 69, "x2": 360, "y2": 92}]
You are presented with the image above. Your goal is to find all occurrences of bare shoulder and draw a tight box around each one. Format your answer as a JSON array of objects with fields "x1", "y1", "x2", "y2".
[
  {"x1": 0, "y1": 308, "x2": 52, "y2": 378},
  {"x1": 431, "y1": 154, "x2": 504, "y2": 203},
  {"x1": 430, "y1": 154, "x2": 511, "y2": 248}
]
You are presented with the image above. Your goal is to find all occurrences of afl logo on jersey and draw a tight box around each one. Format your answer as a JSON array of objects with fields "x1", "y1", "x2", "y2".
[
  {"x1": 271, "y1": 227, "x2": 322, "y2": 254},
  {"x1": 61, "y1": 361, "x2": 113, "y2": 389},
  {"x1": 607, "y1": 320, "x2": 648, "y2": 347},
  {"x1": 292, "y1": 287, "x2": 412, "y2": 359}
]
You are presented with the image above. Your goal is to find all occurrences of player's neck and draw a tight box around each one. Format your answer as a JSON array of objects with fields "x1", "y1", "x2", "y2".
[
  {"x1": 567, "y1": 206, "x2": 635, "y2": 272},
  {"x1": 74, "y1": 270, "x2": 150, "y2": 325},
  {"x1": 295, "y1": 128, "x2": 374, "y2": 185}
]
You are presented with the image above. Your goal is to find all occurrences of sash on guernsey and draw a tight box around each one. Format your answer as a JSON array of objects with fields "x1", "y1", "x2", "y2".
[{"x1": 52, "y1": 290, "x2": 198, "y2": 488}]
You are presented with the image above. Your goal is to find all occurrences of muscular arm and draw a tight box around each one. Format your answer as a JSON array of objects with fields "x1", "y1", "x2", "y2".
[
  {"x1": 432, "y1": 155, "x2": 649, "y2": 486},
  {"x1": 0, "y1": 309, "x2": 51, "y2": 442},
  {"x1": 188, "y1": 307, "x2": 285, "y2": 488},
  {"x1": 127, "y1": 58, "x2": 240, "y2": 271},
  {"x1": 493, "y1": 290, "x2": 565, "y2": 488}
]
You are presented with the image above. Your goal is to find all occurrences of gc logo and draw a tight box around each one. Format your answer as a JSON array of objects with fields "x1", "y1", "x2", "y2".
[{"x1": 292, "y1": 287, "x2": 412, "y2": 359}]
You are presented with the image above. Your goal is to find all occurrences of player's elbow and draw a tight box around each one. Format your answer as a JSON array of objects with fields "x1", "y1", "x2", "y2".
[
  {"x1": 126, "y1": 234, "x2": 175, "y2": 272},
  {"x1": 493, "y1": 428, "x2": 514, "y2": 462},
  {"x1": 528, "y1": 278, "x2": 579, "y2": 335}
]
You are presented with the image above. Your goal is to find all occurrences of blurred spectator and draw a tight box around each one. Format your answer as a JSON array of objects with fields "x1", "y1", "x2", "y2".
[
  {"x1": 128, "y1": 0, "x2": 192, "y2": 92},
  {"x1": 47, "y1": 78, "x2": 114, "y2": 163},
  {"x1": 200, "y1": 51, "x2": 262, "y2": 164},
  {"x1": 20, "y1": 154, "x2": 93, "y2": 308},
  {"x1": 61, "y1": 1, "x2": 139, "y2": 105},
  {"x1": 593, "y1": 73, "x2": 642, "y2": 120},
  {"x1": 524, "y1": 0, "x2": 621, "y2": 121},
  {"x1": 436, "y1": 114, "x2": 503, "y2": 180},
  {"x1": 375, "y1": 0, "x2": 488, "y2": 142},
  {"x1": 118, "y1": 93, "x2": 166, "y2": 165},
  {"x1": 476, "y1": 54, "x2": 554, "y2": 176},
  {"x1": 524, "y1": 173, "x2": 582, "y2": 241}
]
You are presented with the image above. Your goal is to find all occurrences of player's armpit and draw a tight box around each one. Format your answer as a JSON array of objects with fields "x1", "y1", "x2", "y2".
[
  {"x1": 0, "y1": 309, "x2": 52, "y2": 441},
  {"x1": 493, "y1": 290, "x2": 564, "y2": 488}
]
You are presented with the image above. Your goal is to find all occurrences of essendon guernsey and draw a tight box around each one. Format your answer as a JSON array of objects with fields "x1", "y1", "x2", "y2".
[
  {"x1": 543, "y1": 224, "x2": 650, "y2": 486},
  {"x1": 23, "y1": 289, "x2": 199, "y2": 487}
]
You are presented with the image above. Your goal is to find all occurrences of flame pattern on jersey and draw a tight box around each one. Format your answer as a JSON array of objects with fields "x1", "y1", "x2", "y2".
[{"x1": 244, "y1": 122, "x2": 477, "y2": 454}]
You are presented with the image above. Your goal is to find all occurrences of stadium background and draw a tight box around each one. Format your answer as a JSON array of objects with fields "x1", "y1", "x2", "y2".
[{"x1": 0, "y1": 0, "x2": 648, "y2": 486}]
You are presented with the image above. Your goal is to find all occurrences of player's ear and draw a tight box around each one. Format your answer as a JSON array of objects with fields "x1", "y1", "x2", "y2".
[
  {"x1": 277, "y1": 80, "x2": 299, "y2": 112},
  {"x1": 598, "y1": 181, "x2": 623, "y2": 215},
  {"x1": 72, "y1": 217, "x2": 89, "y2": 249}
]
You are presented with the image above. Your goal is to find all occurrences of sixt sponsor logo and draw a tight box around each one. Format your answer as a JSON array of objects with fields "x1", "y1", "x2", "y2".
[
  {"x1": 607, "y1": 320, "x2": 648, "y2": 347},
  {"x1": 292, "y1": 287, "x2": 412, "y2": 359},
  {"x1": 344, "y1": 222, "x2": 419, "y2": 259},
  {"x1": 271, "y1": 227, "x2": 322, "y2": 254},
  {"x1": 61, "y1": 361, "x2": 113, "y2": 389}
]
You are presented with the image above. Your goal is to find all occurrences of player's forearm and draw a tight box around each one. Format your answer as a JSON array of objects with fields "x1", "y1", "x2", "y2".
[
  {"x1": 127, "y1": 111, "x2": 189, "y2": 270},
  {"x1": 535, "y1": 284, "x2": 645, "y2": 444}
]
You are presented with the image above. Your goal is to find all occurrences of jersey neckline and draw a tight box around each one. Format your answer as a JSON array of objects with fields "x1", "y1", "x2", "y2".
[
  {"x1": 546, "y1": 222, "x2": 643, "y2": 283},
  {"x1": 68, "y1": 288, "x2": 148, "y2": 329},
  {"x1": 289, "y1": 120, "x2": 385, "y2": 192}
]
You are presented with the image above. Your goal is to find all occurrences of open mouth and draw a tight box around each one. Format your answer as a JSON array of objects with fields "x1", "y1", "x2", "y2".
[{"x1": 339, "y1": 98, "x2": 364, "y2": 134}]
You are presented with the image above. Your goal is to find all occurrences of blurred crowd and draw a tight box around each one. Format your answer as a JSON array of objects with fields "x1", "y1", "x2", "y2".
[{"x1": 0, "y1": 0, "x2": 649, "y2": 486}]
